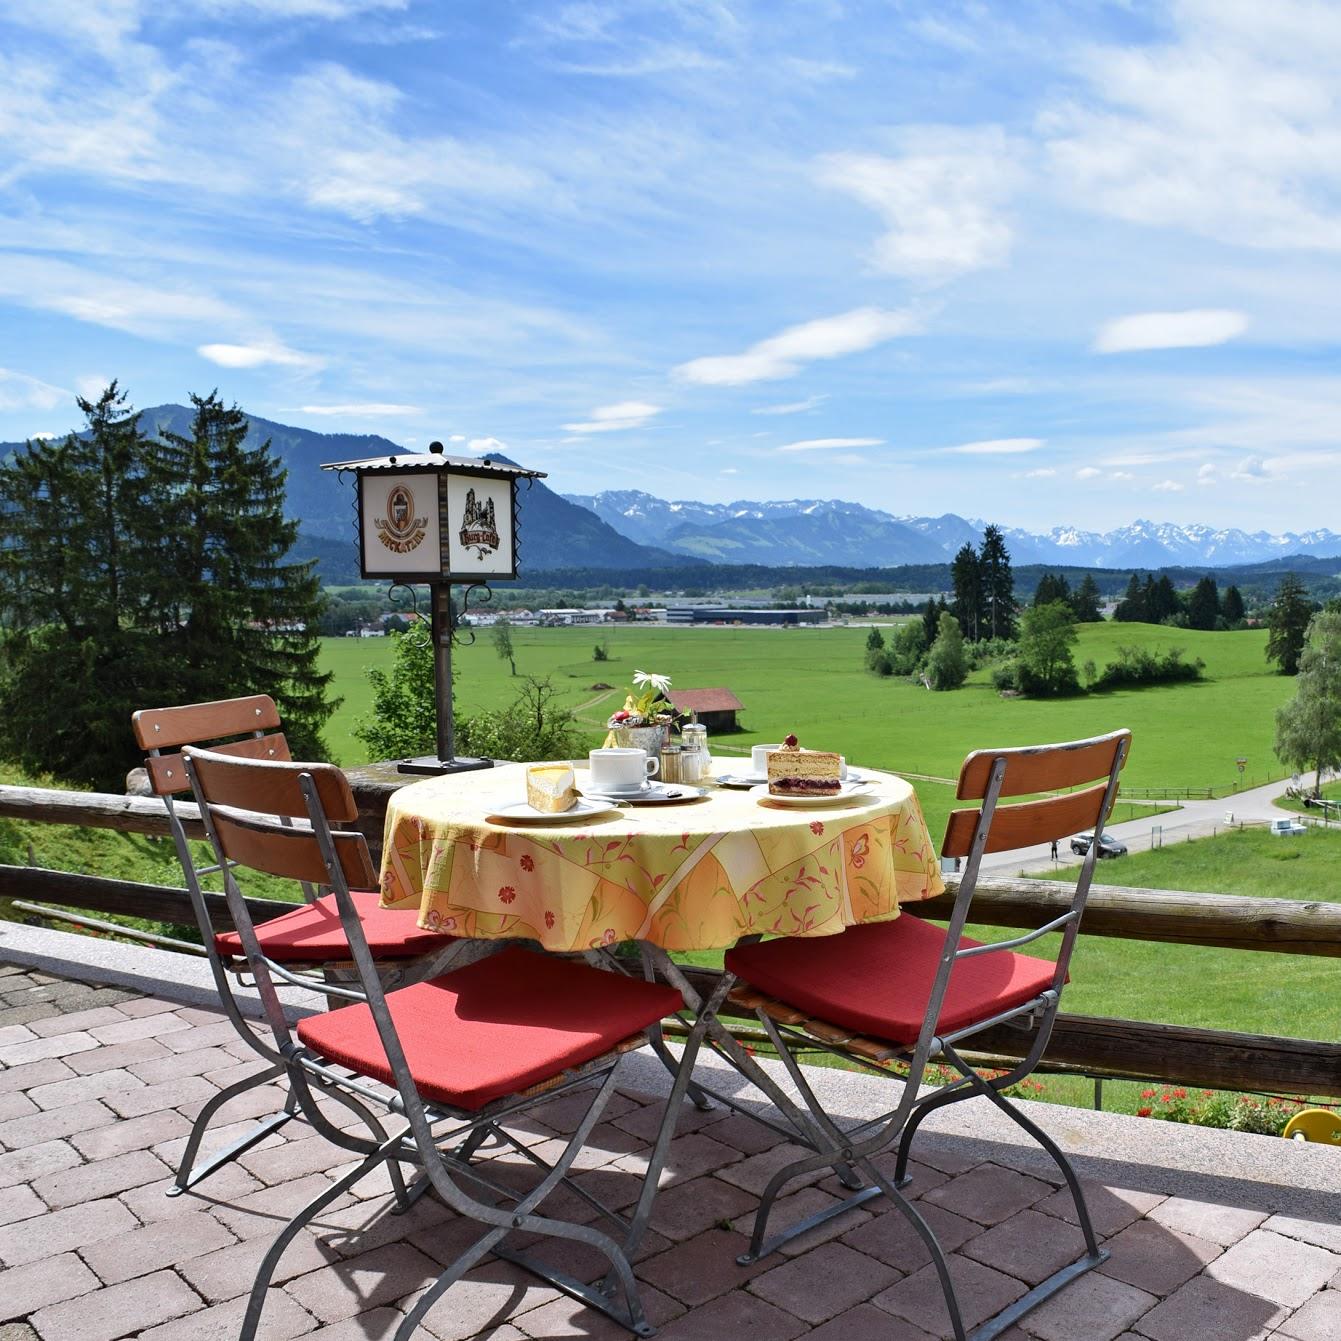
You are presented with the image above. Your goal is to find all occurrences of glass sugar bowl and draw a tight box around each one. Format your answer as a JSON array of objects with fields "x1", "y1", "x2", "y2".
[{"x1": 680, "y1": 723, "x2": 709, "y2": 783}]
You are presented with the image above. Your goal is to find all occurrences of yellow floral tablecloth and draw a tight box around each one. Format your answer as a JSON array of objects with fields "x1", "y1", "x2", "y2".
[{"x1": 378, "y1": 764, "x2": 944, "y2": 952}]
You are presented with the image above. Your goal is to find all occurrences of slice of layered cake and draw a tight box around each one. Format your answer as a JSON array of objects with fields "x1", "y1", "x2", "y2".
[
  {"x1": 766, "y1": 735, "x2": 841, "y2": 797},
  {"x1": 526, "y1": 763, "x2": 577, "y2": 813}
]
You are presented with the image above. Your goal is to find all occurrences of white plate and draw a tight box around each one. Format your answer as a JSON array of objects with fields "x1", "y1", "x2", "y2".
[
  {"x1": 487, "y1": 797, "x2": 618, "y2": 825},
  {"x1": 749, "y1": 781, "x2": 871, "y2": 808},
  {"x1": 713, "y1": 772, "x2": 769, "y2": 789},
  {"x1": 583, "y1": 784, "x2": 709, "y2": 805}
]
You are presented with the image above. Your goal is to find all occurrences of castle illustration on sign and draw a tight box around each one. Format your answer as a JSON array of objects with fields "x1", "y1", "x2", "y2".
[{"x1": 458, "y1": 486, "x2": 501, "y2": 558}]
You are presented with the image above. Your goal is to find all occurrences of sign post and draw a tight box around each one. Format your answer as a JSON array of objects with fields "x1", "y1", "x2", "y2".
[{"x1": 322, "y1": 442, "x2": 544, "y2": 774}]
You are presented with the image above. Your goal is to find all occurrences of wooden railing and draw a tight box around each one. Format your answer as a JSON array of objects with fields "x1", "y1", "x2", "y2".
[{"x1": 2, "y1": 774, "x2": 1339, "y2": 1099}]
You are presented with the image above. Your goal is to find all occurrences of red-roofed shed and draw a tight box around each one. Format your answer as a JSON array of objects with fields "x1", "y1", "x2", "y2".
[{"x1": 667, "y1": 688, "x2": 744, "y2": 733}]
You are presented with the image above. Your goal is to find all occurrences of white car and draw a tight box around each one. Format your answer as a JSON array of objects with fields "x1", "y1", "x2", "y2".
[{"x1": 1268, "y1": 817, "x2": 1307, "y2": 837}]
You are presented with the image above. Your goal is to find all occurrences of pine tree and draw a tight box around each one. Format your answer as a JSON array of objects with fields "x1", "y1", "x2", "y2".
[
  {"x1": 921, "y1": 598, "x2": 940, "y2": 649},
  {"x1": 1113, "y1": 574, "x2": 1145, "y2": 622},
  {"x1": 1187, "y1": 576, "x2": 1220, "y2": 631},
  {"x1": 1222, "y1": 585, "x2": 1245, "y2": 625},
  {"x1": 950, "y1": 544, "x2": 982, "y2": 641},
  {"x1": 978, "y1": 525, "x2": 1016, "y2": 640},
  {"x1": 1153, "y1": 575, "x2": 1180, "y2": 624},
  {"x1": 1070, "y1": 574, "x2": 1103, "y2": 623},
  {"x1": 1266, "y1": 574, "x2": 1316, "y2": 675},
  {"x1": 0, "y1": 384, "x2": 170, "y2": 785},
  {"x1": 150, "y1": 392, "x2": 336, "y2": 757},
  {"x1": 1033, "y1": 573, "x2": 1071, "y2": 608}
]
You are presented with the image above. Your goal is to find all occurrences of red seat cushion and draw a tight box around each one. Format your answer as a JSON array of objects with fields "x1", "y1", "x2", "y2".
[
  {"x1": 296, "y1": 946, "x2": 684, "y2": 1112},
  {"x1": 214, "y1": 891, "x2": 451, "y2": 963},
  {"x1": 725, "y1": 915, "x2": 1058, "y2": 1046}
]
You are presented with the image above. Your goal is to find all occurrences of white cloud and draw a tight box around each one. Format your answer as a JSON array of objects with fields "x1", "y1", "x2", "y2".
[
  {"x1": 721, "y1": 466, "x2": 739, "y2": 474},
  {"x1": 1075, "y1": 466, "x2": 1102, "y2": 480},
  {"x1": 76, "y1": 374, "x2": 111, "y2": 400},
  {"x1": 0, "y1": 368, "x2": 70, "y2": 412},
  {"x1": 1094, "y1": 310, "x2": 1249, "y2": 354},
  {"x1": 1043, "y1": 1, "x2": 1341, "y2": 253},
  {"x1": 449, "y1": 434, "x2": 466, "y2": 442},
  {"x1": 1197, "y1": 463, "x2": 1217, "y2": 486},
  {"x1": 1232, "y1": 455, "x2": 1271, "y2": 479},
  {"x1": 819, "y1": 128, "x2": 1022, "y2": 283},
  {"x1": 674, "y1": 307, "x2": 920, "y2": 386},
  {"x1": 753, "y1": 395, "x2": 827, "y2": 416},
  {"x1": 1153, "y1": 479, "x2": 1184, "y2": 493},
  {"x1": 776, "y1": 437, "x2": 884, "y2": 453},
  {"x1": 1021, "y1": 467, "x2": 1057, "y2": 478},
  {"x1": 467, "y1": 436, "x2": 508, "y2": 454},
  {"x1": 198, "y1": 341, "x2": 323, "y2": 369},
  {"x1": 562, "y1": 400, "x2": 661, "y2": 433},
  {"x1": 296, "y1": 402, "x2": 420, "y2": 416},
  {"x1": 1111, "y1": 471, "x2": 1135, "y2": 481},
  {"x1": 943, "y1": 437, "x2": 1044, "y2": 455}
]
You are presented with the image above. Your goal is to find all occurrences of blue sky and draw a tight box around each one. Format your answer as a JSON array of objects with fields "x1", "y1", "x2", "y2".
[{"x1": 1, "y1": 0, "x2": 1339, "y2": 532}]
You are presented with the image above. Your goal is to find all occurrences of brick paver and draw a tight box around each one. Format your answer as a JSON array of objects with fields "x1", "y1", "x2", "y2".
[{"x1": 1, "y1": 964, "x2": 1340, "y2": 1341}]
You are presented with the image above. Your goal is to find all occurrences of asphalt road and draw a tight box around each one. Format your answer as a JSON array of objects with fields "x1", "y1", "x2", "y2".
[{"x1": 977, "y1": 775, "x2": 1307, "y2": 877}]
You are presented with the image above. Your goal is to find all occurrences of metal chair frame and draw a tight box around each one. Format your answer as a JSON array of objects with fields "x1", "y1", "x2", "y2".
[
  {"x1": 706, "y1": 731, "x2": 1132, "y2": 1341},
  {"x1": 184, "y1": 747, "x2": 720, "y2": 1341},
  {"x1": 133, "y1": 696, "x2": 462, "y2": 1197}
]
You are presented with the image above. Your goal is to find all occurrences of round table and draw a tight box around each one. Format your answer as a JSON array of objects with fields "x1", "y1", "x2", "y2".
[{"x1": 378, "y1": 763, "x2": 944, "y2": 952}]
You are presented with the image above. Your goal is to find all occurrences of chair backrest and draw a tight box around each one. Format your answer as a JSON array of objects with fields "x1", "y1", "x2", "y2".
[
  {"x1": 184, "y1": 749, "x2": 436, "y2": 1136},
  {"x1": 913, "y1": 729, "x2": 1131, "y2": 1064},
  {"x1": 942, "y1": 730, "x2": 1131, "y2": 858},
  {"x1": 132, "y1": 695, "x2": 289, "y2": 797}
]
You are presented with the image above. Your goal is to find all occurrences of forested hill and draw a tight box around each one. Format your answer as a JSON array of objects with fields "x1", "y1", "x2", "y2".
[{"x1": 1, "y1": 406, "x2": 689, "y2": 575}]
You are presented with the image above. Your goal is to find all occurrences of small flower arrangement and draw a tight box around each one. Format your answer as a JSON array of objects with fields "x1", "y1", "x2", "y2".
[{"x1": 608, "y1": 669, "x2": 674, "y2": 728}]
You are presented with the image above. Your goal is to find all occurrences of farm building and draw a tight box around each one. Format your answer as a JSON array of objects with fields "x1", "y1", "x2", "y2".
[{"x1": 667, "y1": 687, "x2": 745, "y2": 733}]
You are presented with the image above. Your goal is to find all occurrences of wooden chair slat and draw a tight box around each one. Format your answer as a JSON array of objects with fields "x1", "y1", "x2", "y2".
[
  {"x1": 956, "y1": 730, "x2": 1131, "y2": 800},
  {"x1": 133, "y1": 695, "x2": 281, "y2": 751},
  {"x1": 146, "y1": 733, "x2": 289, "y2": 796},
  {"x1": 210, "y1": 810, "x2": 376, "y2": 889},
  {"x1": 185, "y1": 749, "x2": 358, "y2": 823},
  {"x1": 943, "y1": 781, "x2": 1114, "y2": 858}
]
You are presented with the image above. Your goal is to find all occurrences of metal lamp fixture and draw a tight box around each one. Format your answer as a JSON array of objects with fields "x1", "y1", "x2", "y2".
[{"x1": 321, "y1": 442, "x2": 545, "y2": 774}]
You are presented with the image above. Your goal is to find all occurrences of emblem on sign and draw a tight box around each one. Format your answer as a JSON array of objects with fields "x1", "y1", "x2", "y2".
[
  {"x1": 374, "y1": 483, "x2": 428, "y2": 554},
  {"x1": 458, "y1": 487, "x2": 500, "y2": 558}
]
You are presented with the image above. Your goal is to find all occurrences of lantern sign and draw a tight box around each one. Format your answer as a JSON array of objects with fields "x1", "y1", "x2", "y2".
[{"x1": 322, "y1": 443, "x2": 545, "y2": 773}]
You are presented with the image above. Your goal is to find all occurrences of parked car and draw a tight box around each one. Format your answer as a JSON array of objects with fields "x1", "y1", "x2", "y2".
[
  {"x1": 1070, "y1": 831, "x2": 1128, "y2": 858},
  {"x1": 1269, "y1": 817, "x2": 1307, "y2": 837}
]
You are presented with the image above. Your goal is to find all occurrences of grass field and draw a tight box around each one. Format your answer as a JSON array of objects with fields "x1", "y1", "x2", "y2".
[{"x1": 320, "y1": 620, "x2": 1294, "y2": 841}]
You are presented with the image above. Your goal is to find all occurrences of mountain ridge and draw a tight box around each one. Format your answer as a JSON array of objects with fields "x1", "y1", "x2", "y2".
[{"x1": 567, "y1": 489, "x2": 1341, "y2": 570}]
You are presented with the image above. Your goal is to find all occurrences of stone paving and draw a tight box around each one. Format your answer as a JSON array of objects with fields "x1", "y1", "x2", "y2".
[{"x1": 3, "y1": 960, "x2": 1341, "y2": 1341}]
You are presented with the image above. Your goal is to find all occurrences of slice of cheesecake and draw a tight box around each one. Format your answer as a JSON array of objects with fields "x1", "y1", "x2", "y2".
[
  {"x1": 526, "y1": 763, "x2": 577, "y2": 812},
  {"x1": 767, "y1": 737, "x2": 841, "y2": 796}
]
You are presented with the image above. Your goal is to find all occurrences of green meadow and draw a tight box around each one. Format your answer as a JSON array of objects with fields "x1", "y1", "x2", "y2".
[{"x1": 320, "y1": 620, "x2": 1294, "y2": 841}]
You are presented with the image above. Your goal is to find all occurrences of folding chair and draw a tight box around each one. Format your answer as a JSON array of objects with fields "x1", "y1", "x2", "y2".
[
  {"x1": 132, "y1": 696, "x2": 458, "y2": 1196},
  {"x1": 183, "y1": 747, "x2": 697, "y2": 1341},
  {"x1": 720, "y1": 730, "x2": 1131, "y2": 1341}
]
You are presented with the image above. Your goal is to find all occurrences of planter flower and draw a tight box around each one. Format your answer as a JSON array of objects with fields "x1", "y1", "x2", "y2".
[{"x1": 606, "y1": 669, "x2": 676, "y2": 756}]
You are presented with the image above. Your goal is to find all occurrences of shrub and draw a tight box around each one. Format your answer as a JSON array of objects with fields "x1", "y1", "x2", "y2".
[
  {"x1": 991, "y1": 662, "x2": 1019, "y2": 692},
  {"x1": 1134, "y1": 1086, "x2": 1305, "y2": 1136},
  {"x1": 1091, "y1": 645, "x2": 1204, "y2": 691}
]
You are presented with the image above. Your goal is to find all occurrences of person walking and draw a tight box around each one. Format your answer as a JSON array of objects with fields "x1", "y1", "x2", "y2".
[{"x1": 1050, "y1": 839, "x2": 1059, "y2": 860}]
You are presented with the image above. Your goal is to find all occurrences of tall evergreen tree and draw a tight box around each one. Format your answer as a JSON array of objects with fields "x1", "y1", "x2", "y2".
[
  {"x1": 1266, "y1": 574, "x2": 1316, "y2": 675},
  {"x1": 1222, "y1": 585, "x2": 1245, "y2": 625},
  {"x1": 1187, "y1": 576, "x2": 1220, "y2": 631},
  {"x1": 1153, "y1": 575, "x2": 1180, "y2": 623},
  {"x1": 921, "y1": 598, "x2": 940, "y2": 649},
  {"x1": 978, "y1": 525, "x2": 1016, "y2": 640},
  {"x1": 1070, "y1": 574, "x2": 1103, "y2": 622},
  {"x1": 0, "y1": 384, "x2": 170, "y2": 785},
  {"x1": 950, "y1": 543, "x2": 982, "y2": 641},
  {"x1": 1033, "y1": 573, "x2": 1071, "y2": 608},
  {"x1": 1113, "y1": 573, "x2": 1145, "y2": 622},
  {"x1": 150, "y1": 392, "x2": 336, "y2": 757}
]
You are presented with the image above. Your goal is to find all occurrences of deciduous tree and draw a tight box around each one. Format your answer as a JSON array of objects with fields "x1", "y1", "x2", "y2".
[
  {"x1": 1016, "y1": 601, "x2": 1080, "y2": 696},
  {"x1": 1274, "y1": 610, "x2": 1341, "y2": 793},
  {"x1": 925, "y1": 612, "x2": 969, "y2": 690}
]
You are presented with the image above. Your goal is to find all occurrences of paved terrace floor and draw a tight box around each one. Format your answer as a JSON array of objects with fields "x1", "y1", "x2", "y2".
[{"x1": 3, "y1": 955, "x2": 1341, "y2": 1341}]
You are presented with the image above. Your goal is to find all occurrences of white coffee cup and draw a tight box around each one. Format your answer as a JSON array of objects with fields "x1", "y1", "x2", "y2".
[
  {"x1": 751, "y1": 743, "x2": 782, "y2": 775},
  {"x1": 589, "y1": 748, "x2": 658, "y2": 793}
]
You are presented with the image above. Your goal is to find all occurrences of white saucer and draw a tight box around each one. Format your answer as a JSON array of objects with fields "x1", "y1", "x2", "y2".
[
  {"x1": 713, "y1": 772, "x2": 769, "y2": 789},
  {"x1": 583, "y1": 784, "x2": 709, "y2": 805},
  {"x1": 749, "y1": 781, "x2": 871, "y2": 808},
  {"x1": 487, "y1": 797, "x2": 618, "y2": 825}
]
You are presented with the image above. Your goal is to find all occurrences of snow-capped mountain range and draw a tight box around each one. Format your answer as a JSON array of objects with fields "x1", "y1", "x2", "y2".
[{"x1": 563, "y1": 490, "x2": 1341, "y2": 569}]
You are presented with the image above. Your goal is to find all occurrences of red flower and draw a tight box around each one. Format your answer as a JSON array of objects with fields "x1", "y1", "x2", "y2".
[
  {"x1": 544, "y1": 910, "x2": 555, "y2": 929},
  {"x1": 809, "y1": 820, "x2": 825, "y2": 836},
  {"x1": 498, "y1": 886, "x2": 516, "y2": 904},
  {"x1": 519, "y1": 854, "x2": 535, "y2": 872},
  {"x1": 1136, "y1": 1106, "x2": 1152, "y2": 1118}
]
